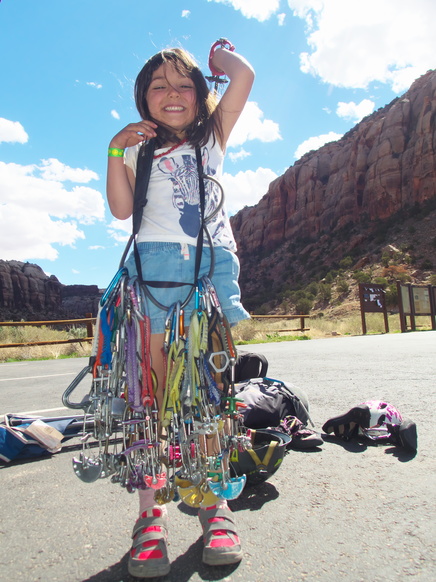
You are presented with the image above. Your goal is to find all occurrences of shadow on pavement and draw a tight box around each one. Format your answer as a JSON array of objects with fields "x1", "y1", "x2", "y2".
[
  {"x1": 322, "y1": 433, "x2": 417, "y2": 461},
  {"x1": 81, "y1": 539, "x2": 241, "y2": 582}
]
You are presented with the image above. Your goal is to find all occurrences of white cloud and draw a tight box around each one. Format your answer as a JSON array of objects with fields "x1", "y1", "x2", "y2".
[
  {"x1": 228, "y1": 101, "x2": 281, "y2": 148},
  {"x1": 277, "y1": 13, "x2": 286, "y2": 25},
  {"x1": 181, "y1": 10, "x2": 191, "y2": 17},
  {"x1": 89, "y1": 245, "x2": 105, "y2": 250},
  {"x1": 336, "y1": 99, "x2": 375, "y2": 123},
  {"x1": 111, "y1": 109, "x2": 120, "y2": 120},
  {"x1": 221, "y1": 167, "x2": 278, "y2": 214},
  {"x1": 38, "y1": 159, "x2": 99, "y2": 183},
  {"x1": 294, "y1": 131, "x2": 343, "y2": 159},
  {"x1": 288, "y1": 0, "x2": 436, "y2": 92},
  {"x1": 208, "y1": 0, "x2": 280, "y2": 21},
  {"x1": 0, "y1": 204, "x2": 85, "y2": 261},
  {"x1": 86, "y1": 81, "x2": 102, "y2": 89},
  {"x1": 228, "y1": 148, "x2": 251, "y2": 163},
  {"x1": 108, "y1": 218, "x2": 132, "y2": 243},
  {"x1": 0, "y1": 118, "x2": 29, "y2": 144},
  {"x1": 0, "y1": 160, "x2": 105, "y2": 261}
]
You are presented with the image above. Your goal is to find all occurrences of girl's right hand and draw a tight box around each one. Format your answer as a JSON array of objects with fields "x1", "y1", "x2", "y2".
[{"x1": 109, "y1": 120, "x2": 158, "y2": 149}]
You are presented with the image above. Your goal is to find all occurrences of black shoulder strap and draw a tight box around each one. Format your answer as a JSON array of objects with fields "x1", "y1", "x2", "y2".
[
  {"x1": 129, "y1": 143, "x2": 212, "y2": 311},
  {"x1": 132, "y1": 139, "x2": 156, "y2": 236}
]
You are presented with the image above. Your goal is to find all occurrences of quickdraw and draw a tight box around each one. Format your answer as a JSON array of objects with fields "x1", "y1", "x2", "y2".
[{"x1": 63, "y1": 268, "x2": 251, "y2": 505}]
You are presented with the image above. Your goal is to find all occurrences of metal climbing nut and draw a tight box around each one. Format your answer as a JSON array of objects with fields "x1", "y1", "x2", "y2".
[
  {"x1": 208, "y1": 350, "x2": 230, "y2": 373},
  {"x1": 72, "y1": 453, "x2": 103, "y2": 483}
]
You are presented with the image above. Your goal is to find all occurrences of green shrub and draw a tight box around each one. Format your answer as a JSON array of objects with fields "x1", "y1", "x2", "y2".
[
  {"x1": 295, "y1": 297, "x2": 313, "y2": 315},
  {"x1": 381, "y1": 253, "x2": 390, "y2": 268},
  {"x1": 385, "y1": 284, "x2": 399, "y2": 308},
  {"x1": 293, "y1": 289, "x2": 307, "y2": 301},
  {"x1": 318, "y1": 283, "x2": 332, "y2": 302},
  {"x1": 340, "y1": 256, "x2": 353, "y2": 269},
  {"x1": 373, "y1": 277, "x2": 388, "y2": 286},
  {"x1": 353, "y1": 271, "x2": 372, "y2": 284},
  {"x1": 420, "y1": 259, "x2": 433, "y2": 270},
  {"x1": 306, "y1": 282, "x2": 319, "y2": 296},
  {"x1": 337, "y1": 279, "x2": 349, "y2": 293}
]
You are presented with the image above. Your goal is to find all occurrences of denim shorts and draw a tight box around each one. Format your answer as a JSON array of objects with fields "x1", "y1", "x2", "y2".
[{"x1": 124, "y1": 242, "x2": 250, "y2": 334}]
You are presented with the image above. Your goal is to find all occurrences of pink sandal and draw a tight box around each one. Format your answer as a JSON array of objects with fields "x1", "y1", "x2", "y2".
[
  {"x1": 199, "y1": 505, "x2": 242, "y2": 566},
  {"x1": 128, "y1": 507, "x2": 170, "y2": 578}
]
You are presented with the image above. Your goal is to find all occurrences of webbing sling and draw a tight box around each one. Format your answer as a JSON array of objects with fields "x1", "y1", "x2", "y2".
[{"x1": 125, "y1": 138, "x2": 214, "y2": 311}]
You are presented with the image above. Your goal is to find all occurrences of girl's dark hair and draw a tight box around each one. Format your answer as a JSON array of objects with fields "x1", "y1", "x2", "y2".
[{"x1": 134, "y1": 48, "x2": 220, "y2": 148}]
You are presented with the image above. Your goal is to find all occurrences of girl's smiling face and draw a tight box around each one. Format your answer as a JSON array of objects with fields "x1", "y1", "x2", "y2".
[{"x1": 146, "y1": 63, "x2": 197, "y2": 138}]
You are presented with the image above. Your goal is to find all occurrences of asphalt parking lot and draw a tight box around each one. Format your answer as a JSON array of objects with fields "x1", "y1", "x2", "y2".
[{"x1": 1, "y1": 331, "x2": 435, "y2": 581}]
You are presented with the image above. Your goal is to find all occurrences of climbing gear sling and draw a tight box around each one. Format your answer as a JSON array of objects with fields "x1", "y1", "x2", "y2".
[{"x1": 62, "y1": 138, "x2": 251, "y2": 505}]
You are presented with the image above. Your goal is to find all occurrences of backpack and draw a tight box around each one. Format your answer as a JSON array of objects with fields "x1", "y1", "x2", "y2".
[
  {"x1": 233, "y1": 352, "x2": 269, "y2": 383},
  {"x1": 235, "y1": 377, "x2": 311, "y2": 429}
]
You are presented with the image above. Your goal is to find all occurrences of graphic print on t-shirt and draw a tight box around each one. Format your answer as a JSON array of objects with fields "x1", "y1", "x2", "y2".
[{"x1": 157, "y1": 147, "x2": 224, "y2": 239}]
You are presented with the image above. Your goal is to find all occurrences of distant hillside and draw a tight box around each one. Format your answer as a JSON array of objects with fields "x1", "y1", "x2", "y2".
[
  {"x1": 231, "y1": 70, "x2": 436, "y2": 312},
  {"x1": 2, "y1": 71, "x2": 436, "y2": 321},
  {"x1": 0, "y1": 260, "x2": 101, "y2": 321}
]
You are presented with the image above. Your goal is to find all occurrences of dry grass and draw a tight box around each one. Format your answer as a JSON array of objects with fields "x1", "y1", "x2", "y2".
[
  {"x1": 0, "y1": 312, "x2": 433, "y2": 362},
  {"x1": 232, "y1": 312, "x2": 433, "y2": 343},
  {"x1": 0, "y1": 325, "x2": 92, "y2": 363}
]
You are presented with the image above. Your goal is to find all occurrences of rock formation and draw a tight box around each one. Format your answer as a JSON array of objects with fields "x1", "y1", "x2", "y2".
[
  {"x1": 0, "y1": 260, "x2": 101, "y2": 321},
  {"x1": 2, "y1": 71, "x2": 436, "y2": 319},
  {"x1": 61, "y1": 284, "x2": 101, "y2": 319},
  {"x1": 231, "y1": 70, "x2": 436, "y2": 308}
]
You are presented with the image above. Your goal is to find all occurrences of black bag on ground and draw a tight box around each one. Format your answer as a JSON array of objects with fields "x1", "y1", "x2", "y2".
[
  {"x1": 233, "y1": 352, "x2": 269, "y2": 382},
  {"x1": 235, "y1": 377, "x2": 311, "y2": 428}
]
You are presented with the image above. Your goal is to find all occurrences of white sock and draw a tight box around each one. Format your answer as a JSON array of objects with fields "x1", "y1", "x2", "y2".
[{"x1": 138, "y1": 488, "x2": 168, "y2": 518}]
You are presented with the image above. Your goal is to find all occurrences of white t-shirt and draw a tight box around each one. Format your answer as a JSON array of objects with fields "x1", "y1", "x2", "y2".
[{"x1": 124, "y1": 135, "x2": 237, "y2": 252}]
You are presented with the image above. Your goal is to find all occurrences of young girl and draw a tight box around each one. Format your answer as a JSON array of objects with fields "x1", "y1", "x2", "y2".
[{"x1": 107, "y1": 41, "x2": 254, "y2": 578}]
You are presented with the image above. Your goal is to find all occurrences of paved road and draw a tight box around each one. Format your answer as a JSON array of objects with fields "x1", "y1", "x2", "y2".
[{"x1": 1, "y1": 331, "x2": 435, "y2": 582}]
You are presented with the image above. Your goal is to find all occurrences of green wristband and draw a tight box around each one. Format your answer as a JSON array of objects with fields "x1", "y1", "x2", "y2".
[{"x1": 108, "y1": 147, "x2": 125, "y2": 157}]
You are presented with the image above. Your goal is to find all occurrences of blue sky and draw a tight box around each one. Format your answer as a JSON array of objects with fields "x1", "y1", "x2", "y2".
[{"x1": 1, "y1": 0, "x2": 435, "y2": 288}]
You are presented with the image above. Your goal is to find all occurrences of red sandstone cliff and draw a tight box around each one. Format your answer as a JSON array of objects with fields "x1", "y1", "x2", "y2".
[
  {"x1": 231, "y1": 70, "x2": 436, "y2": 307},
  {"x1": 0, "y1": 260, "x2": 101, "y2": 321},
  {"x1": 2, "y1": 72, "x2": 436, "y2": 319}
]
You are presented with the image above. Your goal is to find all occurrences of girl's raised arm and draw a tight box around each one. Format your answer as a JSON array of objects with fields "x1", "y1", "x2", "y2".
[{"x1": 210, "y1": 43, "x2": 255, "y2": 149}]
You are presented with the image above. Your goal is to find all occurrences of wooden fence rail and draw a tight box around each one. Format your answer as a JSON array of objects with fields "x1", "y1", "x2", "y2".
[
  {"x1": 0, "y1": 313, "x2": 310, "y2": 349},
  {"x1": 0, "y1": 314, "x2": 96, "y2": 349}
]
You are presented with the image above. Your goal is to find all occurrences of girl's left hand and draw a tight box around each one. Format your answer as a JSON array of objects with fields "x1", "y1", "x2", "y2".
[{"x1": 109, "y1": 120, "x2": 158, "y2": 149}]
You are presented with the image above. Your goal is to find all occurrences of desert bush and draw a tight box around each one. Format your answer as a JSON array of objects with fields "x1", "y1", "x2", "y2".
[
  {"x1": 306, "y1": 281, "x2": 319, "y2": 296},
  {"x1": 420, "y1": 258, "x2": 433, "y2": 270},
  {"x1": 382, "y1": 265, "x2": 411, "y2": 283},
  {"x1": 353, "y1": 271, "x2": 372, "y2": 284},
  {"x1": 340, "y1": 256, "x2": 353, "y2": 269},
  {"x1": 295, "y1": 297, "x2": 313, "y2": 315},
  {"x1": 385, "y1": 284, "x2": 399, "y2": 307},
  {"x1": 373, "y1": 277, "x2": 388, "y2": 286},
  {"x1": 336, "y1": 279, "x2": 350, "y2": 294},
  {"x1": 318, "y1": 282, "x2": 332, "y2": 302}
]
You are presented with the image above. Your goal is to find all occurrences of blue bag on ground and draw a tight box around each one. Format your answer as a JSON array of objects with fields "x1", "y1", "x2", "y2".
[{"x1": 0, "y1": 415, "x2": 82, "y2": 462}]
